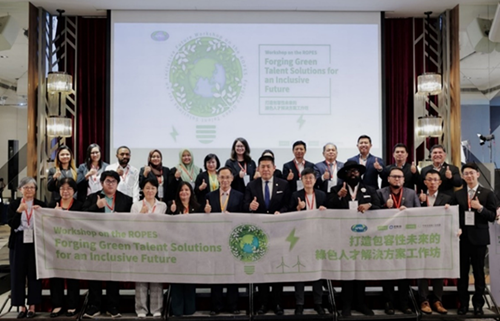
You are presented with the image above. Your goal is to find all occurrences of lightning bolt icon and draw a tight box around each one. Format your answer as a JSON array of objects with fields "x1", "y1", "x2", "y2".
[
  {"x1": 297, "y1": 115, "x2": 305, "y2": 129},
  {"x1": 286, "y1": 228, "x2": 300, "y2": 251},
  {"x1": 170, "y1": 126, "x2": 178, "y2": 142}
]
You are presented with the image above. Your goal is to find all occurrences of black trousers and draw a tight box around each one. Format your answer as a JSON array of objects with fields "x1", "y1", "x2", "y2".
[
  {"x1": 341, "y1": 280, "x2": 368, "y2": 309},
  {"x1": 257, "y1": 283, "x2": 283, "y2": 307},
  {"x1": 458, "y1": 240, "x2": 487, "y2": 309},
  {"x1": 9, "y1": 233, "x2": 41, "y2": 306},
  {"x1": 211, "y1": 284, "x2": 238, "y2": 311},
  {"x1": 50, "y1": 278, "x2": 80, "y2": 309},
  {"x1": 88, "y1": 280, "x2": 120, "y2": 309},
  {"x1": 382, "y1": 279, "x2": 410, "y2": 308}
]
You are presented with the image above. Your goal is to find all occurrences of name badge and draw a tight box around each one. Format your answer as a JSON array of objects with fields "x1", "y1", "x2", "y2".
[
  {"x1": 190, "y1": 181, "x2": 195, "y2": 189},
  {"x1": 243, "y1": 175, "x2": 250, "y2": 186},
  {"x1": 296, "y1": 180, "x2": 304, "y2": 191},
  {"x1": 349, "y1": 200, "x2": 359, "y2": 211},
  {"x1": 158, "y1": 185, "x2": 164, "y2": 198},
  {"x1": 465, "y1": 211, "x2": 475, "y2": 226},
  {"x1": 23, "y1": 229, "x2": 34, "y2": 243},
  {"x1": 327, "y1": 180, "x2": 334, "y2": 193}
]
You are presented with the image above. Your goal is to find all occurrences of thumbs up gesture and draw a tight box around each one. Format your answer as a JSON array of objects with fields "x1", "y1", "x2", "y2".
[
  {"x1": 116, "y1": 167, "x2": 124, "y2": 176},
  {"x1": 54, "y1": 168, "x2": 62, "y2": 179},
  {"x1": 55, "y1": 202, "x2": 62, "y2": 210},
  {"x1": 16, "y1": 202, "x2": 28, "y2": 213},
  {"x1": 170, "y1": 200, "x2": 177, "y2": 213},
  {"x1": 143, "y1": 166, "x2": 151, "y2": 176},
  {"x1": 175, "y1": 168, "x2": 181, "y2": 179},
  {"x1": 445, "y1": 166, "x2": 452, "y2": 179},
  {"x1": 297, "y1": 197, "x2": 306, "y2": 211},
  {"x1": 287, "y1": 169, "x2": 294, "y2": 181},
  {"x1": 374, "y1": 158, "x2": 382, "y2": 170},
  {"x1": 250, "y1": 196, "x2": 259, "y2": 211},
  {"x1": 419, "y1": 190, "x2": 427, "y2": 203},
  {"x1": 199, "y1": 179, "x2": 207, "y2": 191},
  {"x1": 323, "y1": 170, "x2": 330, "y2": 180},
  {"x1": 338, "y1": 182, "x2": 348, "y2": 198},
  {"x1": 140, "y1": 203, "x2": 149, "y2": 213},
  {"x1": 470, "y1": 196, "x2": 482, "y2": 210},
  {"x1": 204, "y1": 199, "x2": 212, "y2": 213},
  {"x1": 386, "y1": 197, "x2": 394, "y2": 208},
  {"x1": 96, "y1": 195, "x2": 107, "y2": 208},
  {"x1": 411, "y1": 161, "x2": 417, "y2": 174}
]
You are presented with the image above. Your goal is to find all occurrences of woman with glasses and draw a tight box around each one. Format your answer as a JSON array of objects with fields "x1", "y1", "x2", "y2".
[
  {"x1": 8, "y1": 177, "x2": 46, "y2": 318},
  {"x1": 225, "y1": 138, "x2": 257, "y2": 193},
  {"x1": 194, "y1": 154, "x2": 220, "y2": 204},
  {"x1": 48, "y1": 145, "x2": 78, "y2": 203},
  {"x1": 48, "y1": 178, "x2": 82, "y2": 317},
  {"x1": 77, "y1": 144, "x2": 108, "y2": 203}
]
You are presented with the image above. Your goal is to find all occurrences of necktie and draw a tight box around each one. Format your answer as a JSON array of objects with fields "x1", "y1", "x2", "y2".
[
  {"x1": 469, "y1": 189, "x2": 475, "y2": 201},
  {"x1": 221, "y1": 192, "x2": 228, "y2": 209},
  {"x1": 265, "y1": 181, "x2": 270, "y2": 209}
]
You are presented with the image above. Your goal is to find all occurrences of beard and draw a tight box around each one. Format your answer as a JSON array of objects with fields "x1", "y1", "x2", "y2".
[
  {"x1": 346, "y1": 175, "x2": 360, "y2": 187},
  {"x1": 389, "y1": 183, "x2": 401, "y2": 189},
  {"x1": 119, "y1": 158, "x2": 129, "y2": 167}
]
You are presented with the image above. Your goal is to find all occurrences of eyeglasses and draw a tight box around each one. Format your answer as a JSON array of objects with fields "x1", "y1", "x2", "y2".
[
  {"x1": 103, "y1": 179, "x2": 118, "y2": 185},
  {"x1": 463, "y1": 171, "x2": 477, "y2": 176},
  {"x1": 90, "y1": 151, "x2": 100, "y2": 155},
  {"x1": 22, "y1": 186, "x2": 35, "y2": 190},
  {"x1": 425, "y1": 178, "x2": 440, "y2": 182},
  {"x1": 389, "y1": 175, "x2": 404, "y2": 179}
]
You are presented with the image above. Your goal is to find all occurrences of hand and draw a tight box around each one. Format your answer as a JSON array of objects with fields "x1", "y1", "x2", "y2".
[
  {"x1": 143, "y1": 166, "x2": 151, "y2": 176},
  {"x1": 274, "y1": 211, "x2": 280, "y2": 215},
  {"x1": 319, "y1": 206, "x2": 326, "y2": 210},
  {"x1": 373, "y1": 158, "x2": 382, "y2": 170},
  {"x1": 419, "y1": 190, "x2": 427, "y2": 203},
  {"x1": 445, "y1": 204, "x2": 450, "y2": 209},
  {"x1": 470, "y1": 197, "x2": 482, "y2": 210},
  {"x1": 323, "y1": 171, "x2": 330, "y2": 180},
  {"x1": 457, "y1": 228, "x2": 462, "y2": 237},
  {"x1": 53, "y1": 169, "x2": 62, "y2": 179},
  {"x1": 204, "y1": 200, "x2": 211, "y2": 213},
  {"x1": 399, "y1": 205, "x2": 407, "y2": 211},
  {"x1": 410, "y1": 161, "x2": 417, "y2": 174},
  {"x1": 32, "y1": 205, "x2": 41, "y2": 210},
  {"x1": 55, "y1": 202, "x2": 62, "y2": 210},
  {"x1": 386, "y1": 197, "x2": 394, "y2": 208},
  {"x1": 96, "y1": 195, "x2": 107, "y2": 209},
  {"x1": 357, "y1": 203, "x2": 371, "y2": 213},
  {"x1": 338, "y1": 182, "x2": 347, "y2": 198},
  {"x1": 287, "y1": 169, "x2": 294, "y2": 181},
  {"x1": 253, "y1": 170, "x2": 261, "y2": 179},
  {"x1": 140, "y1": 204, "x2": 149, "y2": 213},
  {"x1": 239, "y1": 170, "x2": 245, "y2": 178},
  {"x1": 86, "y1": 168, "x2": 97, "y2": 179},
  {"x1": 445, "y1": 166, "x2": 452, "y2": 179},
  {"x1": 249, "y1": 196, "x2": 259, "y2": 211},
  {"x1": 297, "y1": 197, "x2": 306, "y2": 211},
  {"x1": 170, "y1": 200, "x2": 177, "y2": 213},
  {"x1": 17, "y1": 202, "x2": 28, "y2": 213},
  {"x1": 175, "y1": 169, "x2": 181, "y2": 179},
  {"x1": 496, "y1": 207, "x2": 500, "y2": 220},
  {"x1": 199, "y1": 179, "x2": 207, "y2": 191},
  {"x1": 116, "y1": 167, "x2": 124, "y2": 176}
]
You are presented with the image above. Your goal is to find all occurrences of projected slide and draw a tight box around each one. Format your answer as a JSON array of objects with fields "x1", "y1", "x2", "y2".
[{"x1": 112, "y1": 21, "x2": 381, "y2": 158}]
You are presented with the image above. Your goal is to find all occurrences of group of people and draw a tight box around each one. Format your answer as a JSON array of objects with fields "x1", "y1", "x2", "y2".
[{"x1": 7, "y1": 135, "x2": 498, "y2": 318}]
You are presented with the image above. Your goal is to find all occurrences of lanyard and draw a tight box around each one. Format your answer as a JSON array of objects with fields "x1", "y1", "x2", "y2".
[
  {"x1": 156, "y1": 170, "x2": 163, "y2": 185},
  {"x1": 391, "y1": 190, "x2": 404, "y2": 209},
  {"x1": 327, "y1": 161, "x2": 336, "y2": 178},
  {"x1": 220, "y1": 192, "x2": 230, "y2": 212},
  {"x1": 23, "y1": 199, "x2": 34, "y2": 226},
  {"x1": 91, "y1": 165, "x2": 99, "y2": 182},
  {"x1": 238, "y1": 162, "x2": 247, "y2": 173},
  {"x1": 61, "y1": 198, "x2": 74, "y2": 210},
  {"x1": 120, "y1": 166, "x2": 130, "y2": 181},
  {"x1": 294, "y1": 161, "x2": 304, "y2": 178},
  {"x1": 348, "y1": 185, "x2": 358, "y2": 201},
  {"x1": 142, "y1": 200, "x2": 156, "y2": 213},
  {"x1": 105, "y1": 194, "x2": 116, "y2": 212},
  {"x1": 305, "y1": 192, "x2": 315, "y2": 210},
  {"x1": 183, "y1": 207, "x2": 189, "y2": 214},
  {"x1": 209, "y1": 173, "x2": 218, "y2": 191}
]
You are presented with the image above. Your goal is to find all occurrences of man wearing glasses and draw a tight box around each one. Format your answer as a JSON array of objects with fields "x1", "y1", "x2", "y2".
[
  {"x1": 377, "y1": 167, "x2": 420, "y2": 315},
  {"x1": 82, "y1": 170, "x2": 133, "y2": 318}
]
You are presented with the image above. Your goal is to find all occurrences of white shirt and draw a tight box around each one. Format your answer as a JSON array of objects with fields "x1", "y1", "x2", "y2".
[
  {"x1": 131, "y1": 199, "x2": 167, "y2": 214},
  {"x1": 106, "y1": 162, "x2": 140, "y2": 202},
  {"x1": 427, "y1": 190, "x2": 438, "y2": 207}
]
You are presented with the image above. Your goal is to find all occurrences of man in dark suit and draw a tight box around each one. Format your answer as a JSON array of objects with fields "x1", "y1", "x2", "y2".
[
  {"x1": 82, "y1": 171, "x2": 133, "y2": 318},
  {"x1": 417, "y1": 169, "x2": 451, "y2": 315},
  {"x1": 204, "y1": 167, "x2": 243, "y2": 315},
  {"x1": 377, "y1": 167, "x2": 420, "y2": 315},
  {"x1": 347, "y1": 135, "x2": 385, "y2": 189},
  {"x1": 454, "y1": 162, "x2": 497, "y2": 316},
  {"x1": 381, "y1": 143, "x2": 420, "y2": 189},
  {"x1": 314, "y1": 143, "x2": 344, "y2": 193},
  {"x1": 329, "y1": 161, "x2": 379, "y2": 317},
  {"x1": 244, "y1": 155, "x2": 290, "y2": 315},
  {"x1": 419, "y1": 144, "x2": 462, "y2": 197},
  {"x1": 282, "y1": 141, "x2": 316, "y2": 192},
  {"x1": 288, "y1": 167, "x2": 327, "y2": 315}
]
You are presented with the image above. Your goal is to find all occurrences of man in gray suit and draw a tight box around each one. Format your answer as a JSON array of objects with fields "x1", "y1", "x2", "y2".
[
  {"x1": 314, "y1": 143, "x2": 344, "y2": 193},
  {"x1": 377, "y1": 167, "x2": 420, "y2": 315}
]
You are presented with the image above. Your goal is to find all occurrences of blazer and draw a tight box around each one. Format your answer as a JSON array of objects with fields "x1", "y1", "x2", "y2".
[
  {"x1": 225, "y1": 159, "x2": 257, "y2": 194},
  {"x1": 82, "y1": 190, "x2": 133, "y2": 213},
  {"x1": 8, "y1": 198, "x2": 46, "y2": 249},
  {"x1": 289, "y1": 189, "x2": 327, "y2": 211},
  {"x1": 420, "y1": 163, "x2": 462, "y2": 197},
  {"x1": 243, "y1": 177, "x2": 290, "y2": 214},
  {"x1": 376, "y1": 187, "x2": 421, "y2": 208},
  {"x1": 282, "y1": 159, "x2": 317, "y2": 192},
  {"x1": 314, "y1": 160, "x2": 345, "y2": 192},
  {"x1": 419, "y1": 192, "x2": 452, "y2": 207},
  {"x1": 167, "y1": 203, "x2": 202, "y2": 215},
  {"x1": 76, "y1": 162, "x2": 109, "y2": 203},
  {"x1": 347, "y1": 154, "x2": 385, "y2": 189},
  {"x1": 206, "y1": 189, "x2": 244, "y2": 213},
  {"x1": 139, "y1": 166, "x2": 179, "y2": 201},
  {"x1": 329, "y1": 182, "x2": 380, "y2": 209},
  {"x1": 381, "y1": 163, "x2": 421, "y2": 190},
  {"x1": 47, "y1": 167, "x2": 77, "y2": 203},
  {"x1": 453, "y1": 186, "x2": 497, "y2": 246}
]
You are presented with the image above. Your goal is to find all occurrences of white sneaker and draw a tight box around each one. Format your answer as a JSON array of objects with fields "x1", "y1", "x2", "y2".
[
  {"x1": 153, "y1": 312, "x2": 161, "y2": 318},
  {"x1": 137, "y1": 313, "x2": 146, "y2": 318}
]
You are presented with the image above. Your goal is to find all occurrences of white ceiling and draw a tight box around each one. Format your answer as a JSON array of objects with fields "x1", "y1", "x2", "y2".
[{"x1": 0, "y1": 0, "x2": 496, "y2": 106}]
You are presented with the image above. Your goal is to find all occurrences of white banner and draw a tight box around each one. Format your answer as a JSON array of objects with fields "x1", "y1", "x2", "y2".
[{"x1": 34, "y1": 206, "x2": 459, "y2": 283}]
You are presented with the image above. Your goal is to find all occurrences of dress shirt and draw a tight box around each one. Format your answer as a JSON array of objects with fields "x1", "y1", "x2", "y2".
[
  {"x1": 427, "y1": 191, "x2": 438, "y2": 207},
  {"x1": 131, "y1": 199, "x2": 167, "y2": 214},
  {"x1": 294, "y1": 159, "x2": 305, "y2": 176},
  {"x1": 106, "y1": 162, "x2": 140, "y2": 202}
]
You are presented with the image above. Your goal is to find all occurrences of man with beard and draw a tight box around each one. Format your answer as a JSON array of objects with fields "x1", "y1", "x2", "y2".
[
  {"x1": 314, "y1": 143, "x2": 344, "y2": 193},
  {"x1": 105, "y1": 146, "x2": 140, "y2": 202},
  {"x1": 377, "y1": 167, "x2": 420, "y2": 315},
  {"x1": 329, "y1": 161, "x2": 380, "y2": 317},
  {"x1": 382, "y1": 143, "x2": 420, "y2": 189},
  {"x1": 419, "y1": 144, "x2": 462, "y2": 197},
  {"x1": 347, "y1": 135, "x2": 385, "y2": 189}
]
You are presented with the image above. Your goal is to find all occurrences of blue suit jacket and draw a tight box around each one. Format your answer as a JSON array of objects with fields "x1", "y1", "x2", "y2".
[
  {"x1": 314, "y1": 160, "x2": 344, "y2": 192},
  {"x1": 206, "y1": 188, "x2": 244, "y2": 213},
  {"x1": 347, "y1": 154, "x2": 385, "y2": 189}
]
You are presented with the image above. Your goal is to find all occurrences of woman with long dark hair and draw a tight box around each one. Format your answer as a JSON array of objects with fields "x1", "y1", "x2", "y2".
[
  {"x1": 48, "y1": 145, "x2": 77, "y2": 203},
  {"x1": 76, "y1": 143, "x2": 108, "y2": 203},
  {"x1": 224, "y1": 138, "x2": 256, "y2": 193}
]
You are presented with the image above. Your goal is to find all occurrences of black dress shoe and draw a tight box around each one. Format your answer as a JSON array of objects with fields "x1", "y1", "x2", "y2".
[
  {"x1": 474, "y1": 307, "x2": 484, "y2": 316},
  {"x1": 65, "y1": 310, "x2": 76, "y2": 317},
  {"x1": 356, "y1": 305, "x2": 374, "y2": 316},
  {"x1": 17, "y1": 310, "x2": 27, "y2": 319},
  {"x1": 457, "y1": 307, "x2": 469, "y2": 315},
  {"x1": 401, "y1": 306, "x2": 412, "y2": 315},
  {"x1": 274, "y1": 305, "x2": 284, "y2": 315},
  {"x1": 295, "y1": 305, "x2": 304, "y2": 315},
  {"x1": 314, "y1": 304, "x2": 325, "y2": 315},
  {"x1": 26, "y1": 311, "x2": 36, "y2": 319},
  {"x1": 385, "y1": 302, "x2": 395, "y2": 315},
  {"x1": 257, "y1": 305, "x2": 268, "y2": 315},
  {"x1": 342, "y1": 307, "x2": 352, "y2": 317},
  {"x1": 209, "y1": 310, "x2": 220, "y2": 316},
  {"x1": 50, "y1": 308, "x2": 64, "y2": 318},
  {"x1": 229, "y1": 309, "x2": 240, "y2": 315}
]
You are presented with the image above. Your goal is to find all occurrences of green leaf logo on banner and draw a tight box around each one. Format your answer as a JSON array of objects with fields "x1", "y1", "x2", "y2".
[{"x1": 229, "y1": 224, "x2": 268, "y2": 262}]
